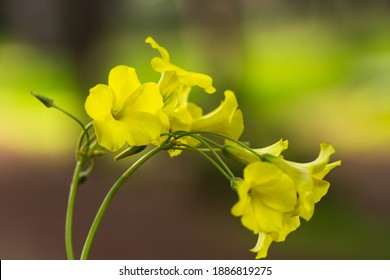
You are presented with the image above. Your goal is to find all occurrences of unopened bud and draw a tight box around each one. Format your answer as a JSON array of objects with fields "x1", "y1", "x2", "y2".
[
  {"x1": 115, "y1": 145, "x2": 147, "y2": 160},
  {"x1": 222, "y1": 145, "x2": 260, "y2": 165},
  {"x1": 230, "y1": 177, "x2": 244, "y2": 191},
  {"x1": 31, "y1": 91, "x2": 54, "y2": 108}
]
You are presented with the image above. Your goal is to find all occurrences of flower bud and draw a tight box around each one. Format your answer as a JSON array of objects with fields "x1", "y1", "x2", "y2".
[
  {"x1": 114, "y1": 145, "x2": 147, "y2": 160},
  {"x1": 31, "y1": 91, "x2": 54, "y2": 108},
  {"x1": 222, "y1": 145, "x2": 260, "y2": 165},
  {"x1": 230, "y1": 177, "x2": 244, "y2": 191}
]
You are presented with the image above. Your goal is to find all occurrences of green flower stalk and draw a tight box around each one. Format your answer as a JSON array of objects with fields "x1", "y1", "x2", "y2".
[{"x1": 32, "y1": 36, "x2": 340, "y2": 260}]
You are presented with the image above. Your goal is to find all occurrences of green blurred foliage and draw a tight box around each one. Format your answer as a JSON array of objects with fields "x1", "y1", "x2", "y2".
[{"x1": 0, "y1": 42, "x2": 80, "y2": 155}]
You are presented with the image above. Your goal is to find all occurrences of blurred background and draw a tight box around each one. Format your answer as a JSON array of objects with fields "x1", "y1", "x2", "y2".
[{"x1": 1, "y1": 0, "x2": 389, "y2": 259}]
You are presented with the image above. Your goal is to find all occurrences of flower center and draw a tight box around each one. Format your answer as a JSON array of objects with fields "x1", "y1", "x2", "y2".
[{"x1": 112, "y1": 110, "x2": 120, "y2": 120}]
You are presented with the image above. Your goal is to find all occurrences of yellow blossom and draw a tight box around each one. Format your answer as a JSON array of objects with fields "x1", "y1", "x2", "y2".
[
  {"x1": 231, "y1": 143, "x2": 340, "y2": 258},
  {"x1": 168, "y1": 90, "x2": 244, "y2": 156},
  {"x1": 146, "y1": 36, "x2": 216, "y2": 135},
  {"x1": 145, "y1": 36, "x2": 216, "y2": 95},
  {"x1": 85, "y1": 65, "x2": 165, "y2": 151},
  {"x1": 265, "y1": 143, "x2": 342, "y2": 220},
  {"x1": 232, "y1": 161, "x2": 297, "y2": 234},
  {"x1": 146, "y1": 37, "x2": 244, "y2": 155}
]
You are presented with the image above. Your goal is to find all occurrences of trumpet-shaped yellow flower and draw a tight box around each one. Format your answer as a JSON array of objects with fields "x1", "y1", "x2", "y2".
[
  {"x1": 85, "y1": 65, "x2": 165, "y2": 151},
  {"x1": 232, "y1": 161, "x2": 297, "y2": 234},
  {"x1": 266, "y1": 143, "x2": 342, "y2": 220},
  {"x1": 231, "y1": 143, "x2": 340, "y2": 258},
  {"x1": 167, "y1": 90, "x2": 244, "y2": 157},
  {"x1": 146, "y1": 37, "x2": 244, "y2": 158},
  {"x1": 145, "y1": 36, "x2": 216, "y2": 95},
  {"x1": 191, "y1": 90, "x2": 244, "y2": 139},
  {"x1": 146, "y1": 37, "x2": 217, "y2": 134}
]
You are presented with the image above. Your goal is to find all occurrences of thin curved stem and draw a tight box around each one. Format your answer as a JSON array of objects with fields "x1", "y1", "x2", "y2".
[
  {"x1": 31, "y1": 92, "x2": 90, "y2": 148},
  {"x1": 176, "y1": 130, "x2": 264, "y2": 160},
  {"x1": 80, "y1": 144, "x2": 169, "y2": 260},
  {"x1": 185, "y1": 134, "x2": 235, "y2": 179},
  {"x1": 52, "y1": 105, "x2": 91, "y2": 149},
  {"x1": 178, "y1": 144, "x2": 233, "y2": 181},
  {"x1": 65, "y1": 159, "x2": 84, "y2": 260}
]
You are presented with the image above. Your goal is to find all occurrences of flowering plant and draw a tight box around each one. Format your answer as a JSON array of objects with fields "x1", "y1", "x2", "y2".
[{"x1": 32, "y1": 37, "x2": 340, "y2": 259}]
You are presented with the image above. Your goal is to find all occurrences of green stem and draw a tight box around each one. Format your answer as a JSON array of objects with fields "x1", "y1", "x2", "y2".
[
  {"x1": 53, "y1": 104, "x2": 89, "y2": 141},
  {"x1": 178, "y1": 144, "x2": 233, "y2": 181},
  {"x1": 77, "y1": 122, "x2": 94, "y2": 156},
  {"x1": 31, "y1": 92, "x2": 90, "y2": 147},
  {"x1": 186, "y1": 134, "x2": 235, "y2": 179},
  {"x1": 177, "y1": 130, "x2": 264, "y2": 160},
  {"x1": 66, "y1": 159, "x2": 84, "y2": 260},
  {"x1": 80, "y1": 144, "x2": 169, "y2": 260}
]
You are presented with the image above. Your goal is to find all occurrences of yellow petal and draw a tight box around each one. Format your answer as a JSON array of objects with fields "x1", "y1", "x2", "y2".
[
  {"x1": 252, "y1": 172, "x2": 297, "y2": 213},
  {"x1": 227, "y1": 109, "x2": 244, "y2": 139},
  {"x1": 108, "y1": 65, "x2": 141, "y2": 108},
  {"x1": 169, "y1": 105, "x2": 193, "y2": 132},
  {"x1": 191, "y1": 90, "x2": 239, "y2": 133},
  {"x1": 271, "y1": 214, "x2": 301, "y2": 242},
  {"x1": 284, "y1": 143, "x2": 340, "y2": 179},
  {"x1": 92, "y1": 119, "x2": 127, "y2": 151},
  {"x1": 145, "y1": 36, "x2": 170, "y2": 61},
  {"x1": 151, "y1": 111, "x2": 170, "y2": 146},
  {"x1": 251, "y1": 233, "x2": 273, "y2": 259},
  {"x1": 310, "y1": 143, "x2": 336, "y2": 174},
  {"x1": 254, "y1": 139, "x2": 289, "y2": 157},
  {"x1": 152, "y1": 57, "x2": 216, "y2": 94},
  {"x1": 231, "y1": 181, "x2": 251, "y2": 216},
  {"x1": 311, "y1": 178, "x2": 330, "y2": 204},
  {"x1": 121, "y1": 82, "x2": 163, "y2": 116},
  {"x1": 85, "y1": 84, "x2": 114, "y2": 121},
  {"x1": 187, "y1": 102, "x2": 203, "y2": 119},
  {"x1": 247, "y1": 198, "x2": 285, "y2": 233},
  {"x1": 160, "y1": 73, "x2": 181, "y2": 97},
  {"x1": 244, "y1": 160, "x2": 280, "y2": 185},
  {"x1": 147, "y1": 37, "x2": 216, "y2": 94},
  {"x1": 121, "y1": 112, "x2": 162, "y2": 146},
  {"x1": 150, "y1": 57, "x2": 174, "y2": 73},
  {"x1": 179, "y1": 72, "x2": 216, "y2": 94}
]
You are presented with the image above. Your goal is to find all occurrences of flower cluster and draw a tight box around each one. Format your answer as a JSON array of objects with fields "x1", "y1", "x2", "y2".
[
  {"x1": 85, "y1": 37, "x2": 243, "y2": 154},
  {"x1": 82, "y1": 37, "x2": 340, "y2": 259},
  {"x1": 32, "y1": 37, "x2": 340, "y2": 259}
]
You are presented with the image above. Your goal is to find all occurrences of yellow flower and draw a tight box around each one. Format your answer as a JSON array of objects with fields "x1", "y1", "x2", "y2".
[
  {"x1": 167, "y1": 90, "x2": 244, "y2": 157},
  {"x1": 85, "y1": 65, "x2": 165, "y2": 151},
  {"x1": 145, "y1": 36, "x2": 216, "y2": 95},
  {"x1": 146, "y1": 37, "x2": 244, "y2": 155},
  {"x1": 232, "y1": 161, "x2": 297, "y2": 234},
  {"x1": 266, "y1": 143, "x2": 342, "y2": 220},
  {"x1": 231, "y1": 143, "x2": 340, "y2": 258},
  {"x1": 146, "y1": 36, "x2": 216, "y2": 135}
]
